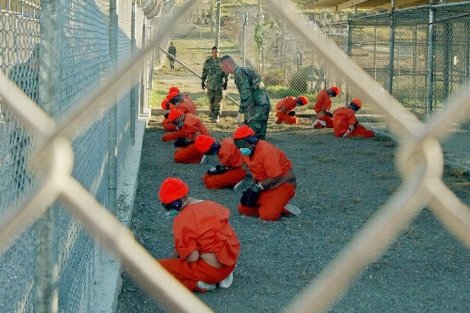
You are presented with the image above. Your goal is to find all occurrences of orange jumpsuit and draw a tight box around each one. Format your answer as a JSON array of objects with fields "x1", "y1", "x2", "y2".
[
  {"x1": 162, "y1": 95, "x2": 198, "y2": 131},
  {"x1": 203, "y1": 138, "x2": 247, "y2": 189},
  {"x1": 238, "y1": 141, "x2": 296, "y2": 221},
  {"x1": 170, "y1": 114, "x2": 211, "y2": 163},
  {"x1": 158, "y1": 200, "x2": 240, "y2": 292},
  {"x1": 275, "y1": 97, "x2": 299, "y2": 125},
  {"x1": 313, "y1": 89, "x2": 333, "y2": 128},
  {"x1": 333, "y1": 107, "x2": 375, "y2": 138}
]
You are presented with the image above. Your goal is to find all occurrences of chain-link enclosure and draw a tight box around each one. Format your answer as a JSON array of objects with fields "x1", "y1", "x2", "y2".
[
  {"x1": 0, "y1": 0, "x2": 470, "y2": 312},
  {"x1": 0, "y1": 0, "x2": 155, "y2": 311},
  {"x1": 155, "y1": 1, "x2": 333, "y2": 113},
  {"x1": 318, "y1": 3, "x2": 470, "y2": 169}
]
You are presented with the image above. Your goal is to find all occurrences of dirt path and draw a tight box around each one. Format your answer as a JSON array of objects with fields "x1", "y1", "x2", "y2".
[{"x1": 117, "y1": 114, "x2": 470, "y2": 313}]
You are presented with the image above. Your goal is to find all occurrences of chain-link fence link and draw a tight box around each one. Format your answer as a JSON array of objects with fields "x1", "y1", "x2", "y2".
[{"x1": 1, "y1": 0, "x2": 470, "y2": 312}]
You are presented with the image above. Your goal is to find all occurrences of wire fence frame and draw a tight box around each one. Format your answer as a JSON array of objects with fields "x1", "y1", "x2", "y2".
[{"x1": 0, "y1": 0, "x2": 470, "y2": 313}]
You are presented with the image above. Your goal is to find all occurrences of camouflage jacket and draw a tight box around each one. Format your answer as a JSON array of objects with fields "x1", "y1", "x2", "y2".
[
  {"x1": 201, "y1": 57, "x2": 228, "y2": 91},
  {"x1": 234, "y1": 66, "x2": 271, "y2": 121},
  {"x1": 168, "y1": 45, "x2": 177, "y2": 57}
]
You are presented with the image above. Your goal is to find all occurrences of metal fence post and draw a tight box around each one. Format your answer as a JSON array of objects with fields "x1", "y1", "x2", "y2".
[
  {"x1": 465, "y1": 22, "x2": 470, "y2": 81},
  {"x1": 215, "y1": 0, "x2": 221, "y2": 47},
  {"x1": 140, "y1": 19, "x2": 146, "y2": 114},
  {"x1": 242, "y1": 14, "x2": 247, "y2": 67},
  {"x1": 427, "y1": 4, "x2": 435, "y2": 113},
  {"x1": 35, "y1": 0, "x2": 63, "y2": 311},
  {"x1": 387, "y1": 0, "x2": 396, "y2": 94},
  {"x1": 108, "y1": 0, "x2": 118, "y2": 212},
  {"x1": 443, "y1": 21, "x2": 452, "y2": 104},
  {"x1": 130, "y1": 0, "x2": 136, "y2": 145},
  {"x1": 346, "y1": 20, "x2": 351, "y2": 105}
]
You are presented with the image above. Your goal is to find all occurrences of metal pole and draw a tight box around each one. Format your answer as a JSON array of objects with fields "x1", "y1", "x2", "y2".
[
  {"x1": 427, "y1": 4, "x2": 435, "y2": 114},
  {"x1": 443, "y1": 22, "x2": 451, "y2": 104},
  {"x1": 140, "y1": 19, "x2": 146, "y2": 114},
  {"x1": 130, "y1": 1, "x2": 136, "y2": 145},
  {"x1": 387, "y1": 0, "x2": 396, "y2": 94},
  {"x1": 373, "y1": 26, "x2": 377, "y2": 81},
  {"x1": 210, "y1": 0, "x2": 214, "y2": 34},
  {"x1": 108, "y1": 0, "x2": 118, "y2": 213},
  {"x1": 242, "y1": 14, "x2": 247, "y2": 67},
  {"x1": 215, "y1": 0, "x2": 221, "y2": 47},
  {"x1": 35, "y1": 0, "x2": 63, "y2": 311},
  {"x1": 346, "y1": 20, "x2": 351, "y2": 105},
  {"x1": 465, "y1": 21, "x2": 470, "y2": 82},
  {"x1": 413, "y1": 25, "x2": 417, "y2": 109},
  {"x1": 310, "y1": 51, "x2": 314, "y2": 92}
]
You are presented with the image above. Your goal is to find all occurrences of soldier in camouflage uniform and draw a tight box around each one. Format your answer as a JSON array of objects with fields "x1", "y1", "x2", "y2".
[
  {"x1": 219, "y1": 55, "x2": 271, "y2": 140},
  {"x1": 167, "y1": 42, "x2": 177, "y2": 71},
  {"x1": 201, "y1": 46, "x2": 228, "y2": 123}
]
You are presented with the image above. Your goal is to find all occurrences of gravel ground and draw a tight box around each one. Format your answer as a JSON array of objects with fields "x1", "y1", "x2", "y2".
[{"x1": 116, "y1": 113, "x2": 470, "y2": 313}]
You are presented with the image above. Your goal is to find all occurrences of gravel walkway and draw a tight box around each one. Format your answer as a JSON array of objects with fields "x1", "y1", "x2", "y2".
[{"x1": 116, "y1": 114, "x2": 470, "y2": 313}]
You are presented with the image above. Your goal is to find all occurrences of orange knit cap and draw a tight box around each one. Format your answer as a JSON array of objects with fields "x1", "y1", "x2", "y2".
[
  {"x1": 195, "y1": 135, "x2": 216, "y2": 153},
  {"x1": 350, "y1": 98, "x2": 362, "y2": 108},
  {"x1": 167, "y1": 109, "x2": 184, "y2": 122},
  {"x1": 159, "y1": 177, "x2": 188, "y2": 204},
  {"x1": 330, "y1": 86, "x2": 340, "y2": 96},
  {"x1": 298, "y1": 96, "x2": 309, "y2": 105},
  {"x1": 167, "y1": 91, "x2": 179, "y2": 101},
  {"x1": 168, "y1": 86, "x2": 180, "y2": 94},
  {"x1": 233, "y1": 125, "x2": 255, "y2": 139}
]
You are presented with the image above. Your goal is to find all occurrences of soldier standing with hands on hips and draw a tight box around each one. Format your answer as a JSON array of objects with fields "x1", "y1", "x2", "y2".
[{"x1": 201, "y1": 46, "x2": 229, "y2": 123}]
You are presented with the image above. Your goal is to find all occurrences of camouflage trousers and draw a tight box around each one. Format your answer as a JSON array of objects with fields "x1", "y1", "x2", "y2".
[
  {"x1": 207, "y1": 89, "x2": 224, "y2": 118},
  {"x1": 246, "y1": 113, "x2": 269, "y2": 140}
]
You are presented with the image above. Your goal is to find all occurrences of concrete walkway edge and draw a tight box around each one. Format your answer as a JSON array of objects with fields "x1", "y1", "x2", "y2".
[{"x1": 95, "y1": 113, "x2": 149, "y2": 313}]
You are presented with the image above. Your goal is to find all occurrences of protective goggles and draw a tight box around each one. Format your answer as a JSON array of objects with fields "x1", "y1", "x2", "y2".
[
  {"x1": 161, "y1": 199, "x2": 183, "y2": 211},
  {"x1": 206, "y1": 143, "x2": 219, "y2": 155},
  {"x1": 349, "y1": 103, "x2": 360, "y2": 111},
  {"x1": 234, "y1": 139, "x2": 245, "y2": 148}
]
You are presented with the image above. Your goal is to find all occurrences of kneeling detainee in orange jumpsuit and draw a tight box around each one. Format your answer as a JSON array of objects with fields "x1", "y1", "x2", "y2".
[
  {"x1": 161, "y1": 86, "x2": 197, "y2": 132},
  {"x1": 312, "y1": 86, "x2": 340, "y2": 128},
  {"x1": 157, "y1": 177, "x2": 240, "y2": 292},
  {"x1": 232, "y1": 125, "x2": 301, "y2": 221},
  {"x1": 164, "y1": 109, "x2": 211, "y2": 164},
  {"x1": 332, "y1": 98, "x2": 374, "y2": 138},
  {"x1": 275, "y1": 95, "x2": 309, "y2": 125},
  {"x1": 195, "y1": 135, "x2": 247, "y2": 189}
]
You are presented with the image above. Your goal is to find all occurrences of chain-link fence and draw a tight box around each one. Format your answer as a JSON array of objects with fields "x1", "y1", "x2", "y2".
[
  {"x1": 318, "y1": 2, "x2": 470, "y2": 169},
  {"x1": 0, "y1": 0, "x2": 157, "y2": 311},
  {"x1": 153, "y1": 1, "x2": 334, "y2": 113},
  {"x1": 1, "y1": 0, "x2": 470, "y2": 312}
]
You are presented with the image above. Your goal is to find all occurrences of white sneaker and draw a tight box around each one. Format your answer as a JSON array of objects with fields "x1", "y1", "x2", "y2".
[
  {"x1": 197, "y1": 281, "x2": 216, "y2": 291},
  {"x1": 284, "y1": 204, "x2": 301, "y2": 216},
  {"x1": 219, "y1": 272, "x2": 234, "y2": 289},
  {"x1": 233, "y1": 179, "x2": 245, "y2": 191},
  {"x1": 312, "y1": 119, "x2": 326, "y2": 128},
  {"x1": 200, "y1": 154, "x2": 207, "y2": 164}
]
